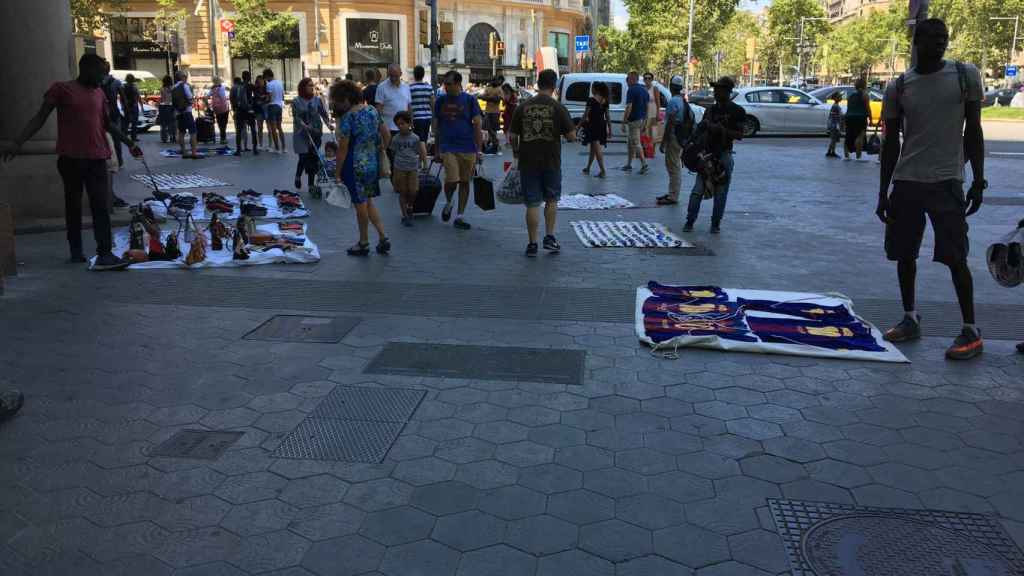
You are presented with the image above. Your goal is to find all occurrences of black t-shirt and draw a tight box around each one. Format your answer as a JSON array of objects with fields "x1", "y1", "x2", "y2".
[
  {"x1": 363, "y1": 84, "x2": 378, "y2": 106},
  {"x1": 705, "y1": 101, "x2": 746, "y2": 151},
  {"x1": 509, "y1": 94, "x2": 574, "y2": 172},
  {"x1": 124, "y1": 83, "x2": 140, "y2": 116}
]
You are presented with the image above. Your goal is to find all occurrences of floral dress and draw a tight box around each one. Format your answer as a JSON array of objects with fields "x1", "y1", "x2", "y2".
[{"x1": 337, "y1": 105, "x2": 382, "y2": 203}]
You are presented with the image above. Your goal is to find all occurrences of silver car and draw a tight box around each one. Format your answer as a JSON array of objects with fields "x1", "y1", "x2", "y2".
[{"x1": 731, "y1": 87, "x2": 830, "y2": 136}]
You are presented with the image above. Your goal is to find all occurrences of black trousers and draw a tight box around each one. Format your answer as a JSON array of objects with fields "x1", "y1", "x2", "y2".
[
  {"x1": 215, "y1": 111, "x2": 229, "y2": 141},
  {"x1": 57, "y1": 157, "x2": 113, "y2": 257},
  {"x1": 234, "y1": 111, "x2": 257, "y2": 150},
  {"x1": 413, "y1": 119, "x2": 431, "y2": 144}
]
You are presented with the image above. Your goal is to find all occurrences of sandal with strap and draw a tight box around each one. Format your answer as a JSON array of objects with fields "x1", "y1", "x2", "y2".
[
  {"x1": 347, "y1": 242, "x2": 370, "y2": 257},
  {"x1": 376, "y1": 237, "x2": 391, "y2": 255}
]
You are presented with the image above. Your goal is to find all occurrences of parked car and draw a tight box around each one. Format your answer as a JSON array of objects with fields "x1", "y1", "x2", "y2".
[
  {"x1": 731, "y1": 86, "x2": 830, "y2": 136},
  {"x1": 116, "y1": 101, "x2": 158, "y2": 133},
  {"x1": 984, "y1": 87, "x2": 1018, "y2": 107},
  {"x1": 809, "y1": 85, "x2": 884, "y2": 126},
  {"x1": 556, "y1": 73, "x2": 705, "y2": 140},
  {"x1": 687, "y1": 89, "x2": 716, "y2": 108}
]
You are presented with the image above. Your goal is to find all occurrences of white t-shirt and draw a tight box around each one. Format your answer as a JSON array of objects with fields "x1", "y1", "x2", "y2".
[
  {"x1": 267, "y1": 79, "x2": 285, "y2": 107},
  {"x1": 883, "y1": 61, "x2": 983, "y2": 183},
  {"x1": 376, "y1": 80, "x2": 412, "y2": 131}
]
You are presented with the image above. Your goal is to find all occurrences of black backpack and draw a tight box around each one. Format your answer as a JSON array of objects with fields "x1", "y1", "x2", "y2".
[
  {"x1": 171, "y1": 83, "x2": 190, "y2": 112},
  {"x1": 671, "y1": 98, "x2": 696, "y2": 147},
  {"x1": 231, "y1": 83, "x2": 251, "y2": 112}
]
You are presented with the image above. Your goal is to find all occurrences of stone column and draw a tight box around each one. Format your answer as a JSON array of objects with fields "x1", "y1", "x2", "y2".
[{"x1": 0, "y1": 0, "x2": 75, "y2": 277}]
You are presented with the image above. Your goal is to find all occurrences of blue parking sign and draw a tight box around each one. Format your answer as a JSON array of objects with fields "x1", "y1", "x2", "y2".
[
  {"x1": 575, "y1": 35, "x2": 590, "y2": 53},
  {"x1": 1008, "y1": 65, "x2": 1018, "y2": 78}
]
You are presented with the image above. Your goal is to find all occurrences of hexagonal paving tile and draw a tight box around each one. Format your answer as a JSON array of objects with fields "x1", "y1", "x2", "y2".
[
  {"x1": 301, "y1": 534, "x2": 384, "y2": 576},
  {"x1": 378, "y1": 540, "x2": 460, "y2": 576},
  {"x1": 432, "y1": 510, "x2": 507, "y2": 551},
  {"x1": 518, "y1": 463, "x2": 583, "y2": 494},
  {"x1": 762, "y1": 436, "x2": 826, "y2": 463},
  {"x1": 616, "y1": 493, "x2": 686, "y2": 530},
  {"x1": 342, "y1": 478, "x2": 414, "y2": 512},
  {"x1": 505, "y1": 514, "x2": 579, "y2": 555},
  {"x1": 409, "y1": 481, "x2": 480, "y2": 516},
  {"x1": 739, "y1": 454, "x2": 807, "y2": 484},
  {"x1": 478, "y1": 485, "x2": 546, "y2": 520},
  {"x1": 685, "y1": 497, "x2": 761, "y2": 536},
  {"x1": 220, "y1": 499, "x2": 297, "y2": 537},
  {"x1": 555, "y1": 445, "x2": 615, "y2": 472},
  {"x1": 279, "y1": 475, "x2": 349, "y2": 508},
  {"x1": 547, "y1": 489, "x2": 616, "y2": 525},
  {"x1": 288, "y1": 502, "x2": 366, "y2": 541},
  {"x1": 528, "y1": 424, "x2": 587, "y2": 449},
  {"x1": 392, "y1": 457, "x2": 457, "y2": 486},
  {"x1": 536, "y1": 549, "x2": 614, "y2": 576},
  {"x1": 616, "y1": 555, "x2": 694, "y2": 575},
  {"x1": 728, "y1": 529, "x2": 790, "y2": 574},
  {"x1": 359, "y1": 506, "x2": 436, "y2": 546},
  {"x1": 434, "y1": 438, "x2": 496, "y2": 464},
  {"x1": 653, "y1": 523, "x2": 731, "y2": 569},
  {"x1": 726, "y1": 419, "x2": 783, "y2": 441},
  {"x1": 456, "y1": 544, "x2": 536, "y2": 576},
  {"x1": 713, "y1": 476, "x2": 781, "y2": 507},
  {"x1": 454, "y1": 460, "x2": 519, "y2": 490},
  {"x1": 616, "y1": 448, "x2": 677, "y2": 476},
  {"x1": 473, "y1": 421, "x2": 531, "y2": 444},
  {"x1": 646, "y1": 470, "x2": 715, "y2": 504},
  {"x1": 495, "y1": 441, "x2": 555, "y2": 467},
  {"x1": 579, "y1": 519, "x2": 652, "y2": 562},
  {"x1": 584, "y1": 468, "x2": 648, "y2": 499}
]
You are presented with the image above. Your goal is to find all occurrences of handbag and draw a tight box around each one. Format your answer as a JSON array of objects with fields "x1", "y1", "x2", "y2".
[
  {"x1": 473, "y1": 163, "x2": 496, "y2": 211},
  {"x1": 323, "y1": 181, "x2": 352, "y2": 210},
  {"x1": 498, "y1": 160, "x2": 523, "y2": 205},
  {"x1": 641, "y1": 134, "x2": 655, "y2": 159}
]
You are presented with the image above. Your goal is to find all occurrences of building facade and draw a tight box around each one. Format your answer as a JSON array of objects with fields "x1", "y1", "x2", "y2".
[
  {"x1": 88, "y1": 0, "x2": 587, "y2": 89},
  {"x1": 821, "y1": 0, "x2": 892, "y2": 24}
]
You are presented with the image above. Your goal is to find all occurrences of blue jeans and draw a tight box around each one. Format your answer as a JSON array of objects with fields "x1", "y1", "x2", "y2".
[{"x1": 686, "y1": 151, "x2": 734, "y2": 226}]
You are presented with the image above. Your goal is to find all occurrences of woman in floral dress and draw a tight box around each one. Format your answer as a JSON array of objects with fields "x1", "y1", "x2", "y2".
[{"x1": 331, "y1": 80, "x2": 391, "y2": 256}]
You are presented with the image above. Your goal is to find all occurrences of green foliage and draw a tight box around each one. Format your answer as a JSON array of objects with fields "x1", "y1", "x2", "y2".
[
  {"x1": 982, "y1": 106, "x2": 1024, "y2": 120},
  {"x1": 597, "y1": 0, "x2": 739, "y2": 78},
  {"x1": 232, "y1": 0, "x2": 300, "y2": 61},
  {"x1": 152, "y1": 0, "x2": 187, "y2": 40},
  {"x1": 138, "y1": 78, "x2": 162, "y2": 95},
  {"x1": 759, "y1": 0, "x2": 829, "y2": 81},
  {"x1": 708, "y1": 11, "x2": 761, "y2": 79},
  {"x1": 820, "y1": 3, "x2": 907, "y2": 79},
  {"x1": 69, "y1": 0, "x2": 129, "y2": 34},
  {"x1": 929, "y1": 0, "x2": 1024, "y2": 70}
]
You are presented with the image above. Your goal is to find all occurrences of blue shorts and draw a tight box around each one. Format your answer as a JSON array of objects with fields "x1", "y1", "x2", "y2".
[
  {"x1": 265, "y1": 104, "x2": 283, "y2": 123},
  {"x1": 176, "y1": 111, "x2": 196, "y2": 134},
  {"x1": 521, "y1": 168, "x2": 562, "y2": 208}
]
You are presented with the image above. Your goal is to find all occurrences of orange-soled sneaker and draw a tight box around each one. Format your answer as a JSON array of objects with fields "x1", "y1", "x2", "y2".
[
  {"x1": 946, "y1": 328, "x2": 983, "y2": 361},
  {"x1": 884, "y1": 315, "x2": 921, "y2": 343}
]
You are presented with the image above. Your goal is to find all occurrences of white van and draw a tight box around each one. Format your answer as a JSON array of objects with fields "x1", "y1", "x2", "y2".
[{"x1": 556, "y1": 73, "x2": 704, "y2": 139}]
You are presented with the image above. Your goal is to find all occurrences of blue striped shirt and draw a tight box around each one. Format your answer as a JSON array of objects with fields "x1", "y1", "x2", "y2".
[{"x1": 410, "y1": 82, "x2": 433, "y2": 120}]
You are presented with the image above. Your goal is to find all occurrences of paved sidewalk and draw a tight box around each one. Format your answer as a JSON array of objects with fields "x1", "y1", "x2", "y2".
[{"x1": 2, "y1": 132, "x2": 1024, "y2": 575}]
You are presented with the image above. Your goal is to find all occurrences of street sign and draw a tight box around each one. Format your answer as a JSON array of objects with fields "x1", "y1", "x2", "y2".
[
  {"x1": 1008, "y1": 65, "x2": 1018, "y2": 78},
  {"x1": 575, "y1": 35, "x2": 590, "y2": 53},
  {"x1": 220, "y1": 19, "x2": 235, "y2": 33}
]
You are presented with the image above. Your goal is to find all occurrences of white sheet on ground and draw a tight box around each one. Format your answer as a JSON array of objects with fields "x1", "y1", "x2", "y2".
[
  {"x1": 572, "y1": 221, "x2": 692, "y2": 248},
  {"x1": 635, "y1": 285, "x2": 909, "y2": 363},
  {"x1": 558, "y1": 194, "x2": 635, "y2": 210},
  {"x1": 131, "y1": 173, "x2": 230, "y2": 189},
  {"x1": 89, "y1": 222, "x2": 319, "y2": 270}
]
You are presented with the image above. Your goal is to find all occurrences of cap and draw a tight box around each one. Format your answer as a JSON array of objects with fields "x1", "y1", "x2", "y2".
[
  {"x1": 710, "y1": 76, "x2": 736, "y2": 90},
  {"x1": 670, "y1": 75, "x2": 685, "y2": 87}
]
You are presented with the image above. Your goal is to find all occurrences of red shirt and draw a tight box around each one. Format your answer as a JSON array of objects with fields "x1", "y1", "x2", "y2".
[{"x1": 44, "y1": 80, "x2": 111, "y2": 160}]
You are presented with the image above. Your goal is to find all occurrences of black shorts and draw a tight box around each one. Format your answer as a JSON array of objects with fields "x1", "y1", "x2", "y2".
[{"x1": 885, "y1": 180, "x2": 969, "y2": 265}]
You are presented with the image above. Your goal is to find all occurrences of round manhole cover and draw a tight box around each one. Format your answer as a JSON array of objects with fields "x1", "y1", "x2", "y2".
[{"x1": 801, "y1": 514, "x2": 1017, "y2": 576}]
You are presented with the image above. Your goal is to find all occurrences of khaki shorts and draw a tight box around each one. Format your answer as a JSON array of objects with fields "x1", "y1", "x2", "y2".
[
  {"x1": 627, "y1": 120, "x2": 645, "y2": 151},
  {"x1": 392, "y1": 169, "x2": 419, "y2": 194},
  {"x1": 442, "y1": 152, "x2": 477, "y2": 184}
]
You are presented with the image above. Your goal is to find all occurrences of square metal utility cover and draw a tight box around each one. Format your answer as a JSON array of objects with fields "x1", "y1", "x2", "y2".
[
  {"x1": 768, "y1": 499, "x2": 1024, "y2": 576},
  {"x1": 364, "y1": 343, "x2": 586, "y2": 385},
  {"x1": 272, "y1": 418, "x2": 406, "y2": 462},
  {"x1": 310, "y1": 387, "x2": 425, "y2": 422},
  {"x1": 244, "y1": 315, "x2": 359, "y2": 343},
  {"x1": 150, "y1": 430, "x2": 244, "y2": 460},
  {"x1": 272, "y1": 386, "x2": 425, "y2": 463}
]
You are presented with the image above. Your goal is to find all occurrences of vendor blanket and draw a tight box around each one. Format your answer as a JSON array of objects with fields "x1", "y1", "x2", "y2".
[
  {"x1": 90, "y1": 221, "x2": 320, "y2": 270},
  {"x1": 143, "y1": 194, "x2": 308, "y2": 222},
  {"x1": 559, "y1": 194, "x2": 635, "y2": 210},
  {"x1": 572, "y1": 221, "x2": 692, "y2": 248},
  {"x1": 636, "y1": 282, "x2": 908, "y2": 363},
  {"x1": 132, "y1": 173, "x2": 230, "y2": 189},
  {"x1": 160, "y1": 147, "x2": 235, "y2": 158}
]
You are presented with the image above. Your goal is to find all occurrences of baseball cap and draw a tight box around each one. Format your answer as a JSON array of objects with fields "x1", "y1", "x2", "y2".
[{"x1": 670, "y1": 75, "x2": 685, "y2": 87}]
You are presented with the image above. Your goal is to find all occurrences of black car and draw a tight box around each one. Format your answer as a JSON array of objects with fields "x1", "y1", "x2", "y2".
[
  {"x1": 984, "y1": 87, "x2": 1018, "y2": 107},
  {"x1": 687, "y1": 89, "x2": 715, "y2": 108}
]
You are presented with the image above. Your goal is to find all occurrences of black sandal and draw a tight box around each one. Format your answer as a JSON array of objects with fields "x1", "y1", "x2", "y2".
[
  {"x1": 376, "y1": 237, "x2": 391, "y2": 255},
  {"x1": 347, "y1": 242, "x2": 370, "y2": 256}
]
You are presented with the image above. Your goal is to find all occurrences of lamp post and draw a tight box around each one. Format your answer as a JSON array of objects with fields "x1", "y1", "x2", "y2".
[
  {"x1": 684, "y1": 0, "x2": 695, "y2": 91},
  {"x1": 796, "y1": 16, "x2": 827, "y2": 86}
]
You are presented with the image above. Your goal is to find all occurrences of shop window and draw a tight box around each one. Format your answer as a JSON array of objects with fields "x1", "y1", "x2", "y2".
[{"x1": 547, "y1": 31, "x2": 569, "y2": 66}]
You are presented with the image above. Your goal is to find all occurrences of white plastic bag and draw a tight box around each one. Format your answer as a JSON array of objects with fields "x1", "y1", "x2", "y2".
[
  {"x1": 497, "y1": 161, "x2": 523, "y2": 205},
  {"x1": 323, "y1": 181, "x2": 352, "y2": 210}
]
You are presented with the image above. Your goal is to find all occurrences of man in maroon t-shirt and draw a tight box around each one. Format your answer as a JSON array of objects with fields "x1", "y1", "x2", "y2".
[{"x1": 4, "y1": 54, "x2": 140, "y2": 270}]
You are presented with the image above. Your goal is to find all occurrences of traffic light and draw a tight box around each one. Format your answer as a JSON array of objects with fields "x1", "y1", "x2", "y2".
[
  {"x1": 419, "y1": 10, "x2": 428, "y2": 46},
  {"x1": 440, "y1": 21, "x2": 453, "y2": 46}
]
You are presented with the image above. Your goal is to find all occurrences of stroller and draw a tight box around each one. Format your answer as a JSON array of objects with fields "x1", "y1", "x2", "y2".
[{"x1": 300, "y1": 120, "x2": 349, "y2": 208}]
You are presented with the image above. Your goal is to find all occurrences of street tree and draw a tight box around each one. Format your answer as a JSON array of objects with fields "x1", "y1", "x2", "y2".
[
  {"x1": 69, "y1": 0, "x2": 129, "y2": 34},
  {"x1": 760, "y1": 0, "x2": 830, "y2": 83},
  {"x1": 820, "y1": 3, "x2": 907, "y2": 81},
  {"x1": 929, "y1": 0, "x2": 1024, "y2": 73},
  {"x1": 231, "y1": 0, "x2": 300, "y2": 63},
  {"x1": 709, "y1": 10, "x2": 762, "y2": 81}
]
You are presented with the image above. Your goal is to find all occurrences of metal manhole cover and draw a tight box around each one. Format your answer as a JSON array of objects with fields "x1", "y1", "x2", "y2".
[
  {"x1": 310, "y1": 387, "x2": 425, "y2": 422},
  {"x1": 641, "y1": 245, "x2": 715, "y2": 256},
  {"x1": 151, "y1": 430, "x2": 244, "y2": 460},
  {"x1": 244, "y1": 315, "x2": 360, "y2": 343},
  {"x1": 365, "y1": 343, "x2": 586, "y2": 385},
  {"x1": 769, "y1": 499, "x2": 1024, "y2": 576},
  {"x1": 803, "y1": 514, "x2": 1017, "y2": 576},
  {"x1": 271, "y1": 418, "x2": 405, "y2": 462}
]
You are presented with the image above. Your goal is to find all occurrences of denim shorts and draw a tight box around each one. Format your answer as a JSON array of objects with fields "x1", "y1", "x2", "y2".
[
  {"x1": 265, "y1": 104, "x2": 283, "y2": 122},
  {"x1": 176, "y1": 111, "x2": 196, "y2": 134},
  {"x1": 521, "y1": 168, "x2": 562, "y2": 208}
]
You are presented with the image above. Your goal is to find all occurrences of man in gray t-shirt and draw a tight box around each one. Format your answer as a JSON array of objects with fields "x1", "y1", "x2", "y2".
[{"x1": 877, "y1": 18, "x2": 986, "y2": 361}]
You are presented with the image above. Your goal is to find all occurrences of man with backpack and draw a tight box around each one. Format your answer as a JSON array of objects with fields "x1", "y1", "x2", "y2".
[
  {"x1": 683, "y1": 76, "x2": 745, "y2": 234},
  {"x1": 657, "y1": 75, "x2": 694, "y2": 206},
  {"x1": 231, "y1": 72, "x2": 259, "y2": 155},
  {"x1": 101, "y1": 62, "x2": 125, "y2": 166},
  {"x1": 123, "y1": 74, "x2": 141, "y2": 140},
  {"x1": 877, "y1": 18, "x2": 986, "y2": 361},
  {"x1": 171, "y1": 70, "x2": 199, "y2": 159}
]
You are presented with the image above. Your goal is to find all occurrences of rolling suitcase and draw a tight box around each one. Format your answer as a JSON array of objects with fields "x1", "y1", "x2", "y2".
[
  {"x1": 413, "y1": 160, "x2": 443, "y2": 216},
  {"x1": 197, "y1": 115, "x2": 215, "y2": 144}
]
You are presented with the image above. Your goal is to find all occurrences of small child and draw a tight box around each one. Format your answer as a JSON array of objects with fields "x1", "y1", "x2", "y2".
[
  {"x1": 826, "y1": 93, "x2": 842, "y2": 158},
  {"x1": 388, "y1": 111, "x2": 428, "y2": 226},
  {"x1": 323, "y1": 141, "x2": 338, "y2": 178}
]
